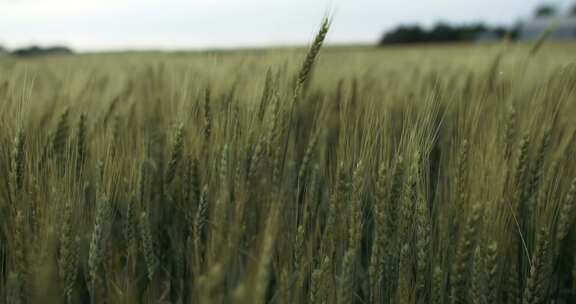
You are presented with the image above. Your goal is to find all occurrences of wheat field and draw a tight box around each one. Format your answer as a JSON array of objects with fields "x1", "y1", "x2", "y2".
[{"x1": 1, "y1": 21, "x2": 576, "y2": 303}]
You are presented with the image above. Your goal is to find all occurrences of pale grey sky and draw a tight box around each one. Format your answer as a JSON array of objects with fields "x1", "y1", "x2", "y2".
[{"x1": 0, "y1": 0, "x2": 572, "y2": 51}]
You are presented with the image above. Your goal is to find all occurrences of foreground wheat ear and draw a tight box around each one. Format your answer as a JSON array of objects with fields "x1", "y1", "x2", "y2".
[{"x1": 1, "y1": 16, "x2": 576, "y2": 304}]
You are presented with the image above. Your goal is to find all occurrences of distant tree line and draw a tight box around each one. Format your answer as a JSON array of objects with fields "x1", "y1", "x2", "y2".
[
  {"x1": 0, "y1": 45, "x2": 73, "y2": 57},
  {"x1": 379, "y1": 23, "x2": 512, "y2": 45},
  {"x1": 379, "y1": 3, "x2": 576, "y2": 45}
]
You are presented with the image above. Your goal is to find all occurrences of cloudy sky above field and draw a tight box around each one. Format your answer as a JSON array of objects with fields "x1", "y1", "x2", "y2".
[{"x1": 0, "y1": 0, "x2": 572, "y2": 51}]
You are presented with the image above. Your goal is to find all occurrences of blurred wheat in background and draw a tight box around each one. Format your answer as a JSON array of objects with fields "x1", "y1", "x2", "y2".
[{"x1": 1, "y1": 16, "x2": 576, "y2": 304}]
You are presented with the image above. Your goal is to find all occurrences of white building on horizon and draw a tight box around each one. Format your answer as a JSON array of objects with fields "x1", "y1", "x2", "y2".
[{"x1": 518, "y1": 15, "x2": 576, "y2": 41}]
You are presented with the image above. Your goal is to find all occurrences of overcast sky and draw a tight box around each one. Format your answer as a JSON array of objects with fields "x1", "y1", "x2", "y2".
[{"x1": 0, "y1": 0, "x2": 572, "y2": 51}]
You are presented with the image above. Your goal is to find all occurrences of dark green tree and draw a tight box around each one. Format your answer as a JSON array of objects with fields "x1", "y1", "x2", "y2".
[{"x1": 534, "y1": 4, "x2": 556, "y2": 17}]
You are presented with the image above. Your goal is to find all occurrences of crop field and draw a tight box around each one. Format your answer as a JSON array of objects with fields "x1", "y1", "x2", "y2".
[{"x1": 1, "y1": 21, "x2": 576, "y2": 303}]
